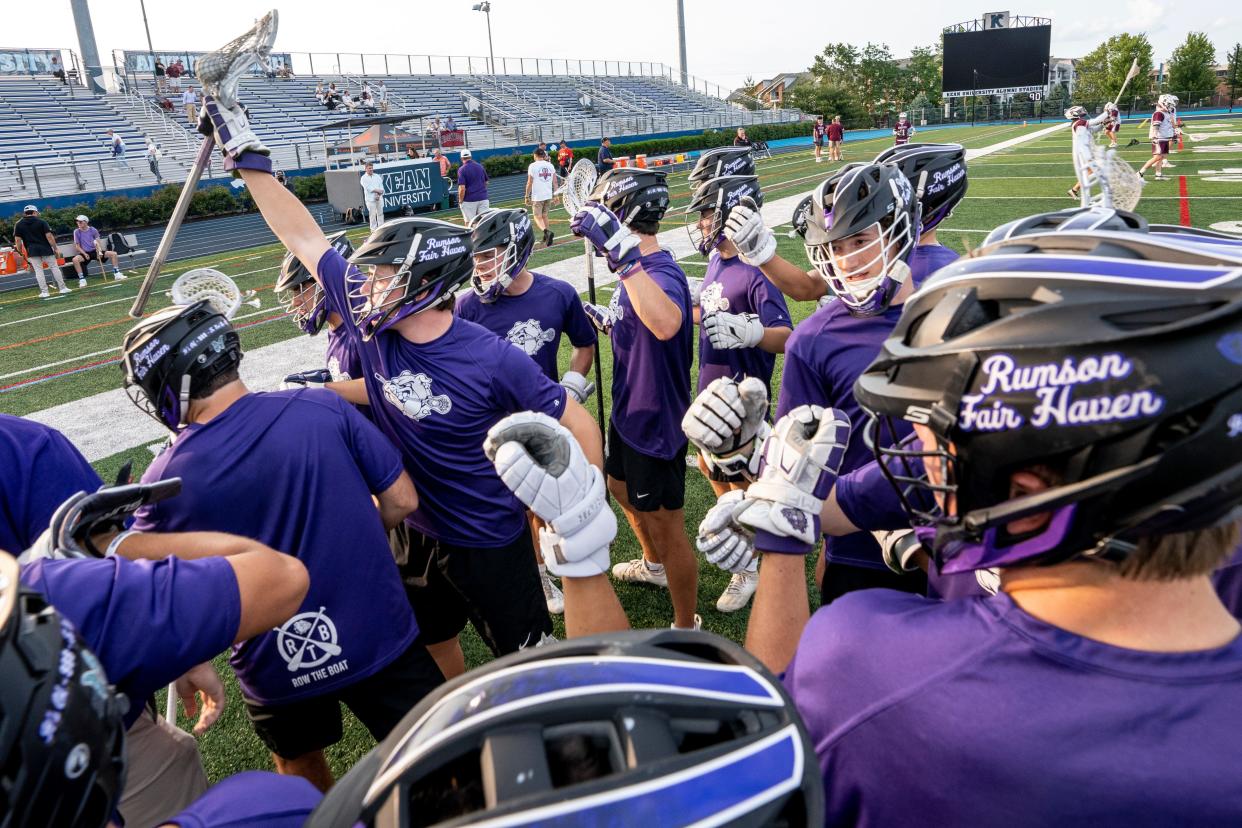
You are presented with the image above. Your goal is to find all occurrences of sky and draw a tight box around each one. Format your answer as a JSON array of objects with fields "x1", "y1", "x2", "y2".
[{"x1": 13, "y1": 0, "x2": 1242, "y2": 91}]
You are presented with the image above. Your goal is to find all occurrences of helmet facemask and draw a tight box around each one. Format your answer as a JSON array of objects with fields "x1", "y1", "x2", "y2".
[
  {"x1": 347, "y1": 259, "x2": 416, "y2": 340},
  {"x1": 806, "y1": 192, "x2": 915, "y2": 316},
  {"x1": 277, "y1": 279, "x2": 327, "y2": 334},
  {"x1": 687, "y1": 205, "x2": 723, "y2": 256},
  {"x1": 470, "y1": 213, "x2": 532, "y2": 303}
]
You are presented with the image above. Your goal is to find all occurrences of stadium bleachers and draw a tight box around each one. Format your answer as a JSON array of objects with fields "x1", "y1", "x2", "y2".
[{"x1": 0, "y1": 62, "x2": 800, "y2": 202}]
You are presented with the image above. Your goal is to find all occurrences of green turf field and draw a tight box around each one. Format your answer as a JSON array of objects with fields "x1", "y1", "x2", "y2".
[{"x1": 2, "y1": 117, "x2": 1240, "y2": 781}]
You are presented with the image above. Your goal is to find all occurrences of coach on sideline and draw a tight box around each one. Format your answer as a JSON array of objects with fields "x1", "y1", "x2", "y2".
[
  {"x1": 596, "y1": 136, "x2": 615, "y2": 175},
  {"x1": 360, "y1": 160, "x2": 384, "y2": 232}
]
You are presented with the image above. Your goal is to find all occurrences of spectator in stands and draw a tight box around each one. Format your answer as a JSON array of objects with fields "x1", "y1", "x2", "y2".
[
  {"x1": 13, "y1": 205, "x2": 70, "y2": 298},
  {"x1": 275, "y1": 170, "x2": 295, "y2": 193},
  {"x1": 51, "y1": 55, "x2": 67, "y2": 85},
  {"x1": 377, "y1": 80, "x2": 388, "y2": 112},
  {"x1": 71, "y1": 215, "x2": 125, "y2": 284},
  {"x1": 733, "y1": 127, "x2": 749, "y2": 147},
  {"x1": 456, "y1": 148, "x2": 489, "y2": 223},
  {"x1": 167, "y1": 59, "x2": 183, "y2": 92},
  {"x1": 526, "y1": 148, "x2": 557, "y2": 247},
  {"x1": 146, "y1": 140, "x2": 163, "y2": 183},
  {"x1": 360, "y1": 89, "x2": 377, "y2": 112},
  {"x1": 183, "y1": 86, "x2": 199, "y2": 126},
  {"x1": 106, "y1": 129, "x2": 130, "y2": 169},
  {"x1": 827, "y1": 115, "x2": 844, "y2": 161},
  {"x1": 434, "y1": 147, "x2": 450, "y2": 179},
  {"x1": 445, "y1": 114, "x2": 457, "y2": 132},
  {"x1": 154, "y1": 59, "x2": 167, "y2": 92},
  {"x1": 277, "y1": 63, "x2": 293, "y2": 79},
  {"x1": 596, "y1": 137, "x2": 615, "y2": 175},
  {"x1": 360, "y1": 161, "x2": 385, "y2": 232},
  {"x1": 557, "y1": 140, "x2": 574, "y2": 176},
  {"x1": 405, "y1": 146, "x2": 419, "y2": 160}
]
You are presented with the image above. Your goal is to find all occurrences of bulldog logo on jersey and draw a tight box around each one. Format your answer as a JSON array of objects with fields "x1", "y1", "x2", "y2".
[
  {"x1": 328, "y1": 356, "x2": 350, "y2": 382},
  {"x1": 276, "y1": 607, "x2": 341, "y2": 674},
  {"x1": 381, "y1": 370, "x2": 453, "y2": 420},
  {"x1": 507, "y1": 318, "x2": 556, "y2": 356},
  {"x1": 699, "y1": 282, "x2": 729, "y2": 315},
  {"x1": 607, "y1": 287, "x2": 625, "y2": 323}
]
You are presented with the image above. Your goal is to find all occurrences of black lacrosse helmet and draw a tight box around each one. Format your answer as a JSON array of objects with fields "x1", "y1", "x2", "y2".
[
  {"x1": 275, "y1": 231, "x2": 354, "y2": 335},
  {"x1": 588, "y1": 168, "x2": 670, "y2": 226},
  {"x1": 855, "y1": 231, "x2": 1242, "y2": 575},
  {"x1": 790, "y1": 194, "x2": 814, "y2": 240},
  {"x1": 981, "y1": 206, "x2": 1149, "y2": 248},
  {"x1": 687, "y1": 146, "x2": 755, "y2": 184},
  {"x1": 684, "y1": 175, "x2": 764, "y2": 255},
  {"x1": 0, "y1": 551, "x2": 129, "y2": 828},
  {"x1": 306, "y1": 629, "x2": 823, "y2": 828},
  {"x1": 469, "y1": 208, "x2": 534, "y2": 302},
  {"x1": 121, "y1": 301, "x2": 242, "y2": 432},
  {"x1": 347, "y1": 218, "x2": 474, "y2": 340},
  {"x1": 872, "y1": 143, "x2": 967, "y2": 233}
]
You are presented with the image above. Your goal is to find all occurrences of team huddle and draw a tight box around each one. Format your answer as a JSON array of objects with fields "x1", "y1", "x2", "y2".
[{"x1": 4, "y1": 76, "x2": 1242, "y2": 828}]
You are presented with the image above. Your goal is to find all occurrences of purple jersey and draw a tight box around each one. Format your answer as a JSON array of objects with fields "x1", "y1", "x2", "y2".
[
  {"x1": 132, "y1": 391, "x2": 416, "y2": 705},
  {"x1": 456, "y1": 271, "x2": 597, "y2": 381},
  {"x1": 785, "y1": 590, "x2": 1242, "y2": 826},
  {"x1": 776, "y1": 301, "x2": 907, "y2": 568},
  {"x1": 909, "y1": 243, "x2": 959, "y2": 285},
  {"x1": 166, "y1": 771, "x2": 322, "y2": 827},
  {"x1": 457, "y1": 159, "x2": 488, "y2": 201},
  {"x1": 608, "y1": 249, "x2": 694, "y2": 459},
  {"x1": 0, "y1": 415, "x2": 102, "y2": 553},
  {"x1": 317, "y1": 249, "x2": 568, "y2": 546},
  {"x1": 696, "y1": 253, "x2": 791, "y2": 396},
  {"x1": 325, "y1": 324, "x2": 364, "y2": 382},
  {"x1": 20, "y1": 556, "x2": 240, "y2": 727},
  {"x1": 1215, "y1": 544, "x2": 1242, "y2": 619}
]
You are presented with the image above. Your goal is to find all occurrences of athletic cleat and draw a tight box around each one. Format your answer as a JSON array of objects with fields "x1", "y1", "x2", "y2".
[
  {"x1": 78, "y1": 278, "x2": 87, "y2": 287},
  {"x1": 1066, "y1": 188, "x2": 1077, "y2": 200},
  {"x1": 1154, "y1": 175, "x2": 1168, "y2": 181},
  {"x1": 611, "y1": 557, "x2": 668, "y2": 588},
  {"x1": 671, "y1": 613, "x2": 703, "y2": 631},
  {"x1": 541, "y1": 568, "x2": 564, "y2": 615},
  {"x1": 715, "y1": 568, "x2": 759, "y2": 613},
  {"x1": 1163, "y1": 162, "x2": 1175, "y2": 168},
  {"x1": 114, "y1": 273, "x2": 128, "y2": 280},
  {"x1": 58, "y1": 286, "x2": 72, "y2": 294},
  {"x1": 39, "y1": 290, "x2": 49, "y2": 299},
  {"x1": 543, "y1": 229, "x2": 554, "y2": 247}
]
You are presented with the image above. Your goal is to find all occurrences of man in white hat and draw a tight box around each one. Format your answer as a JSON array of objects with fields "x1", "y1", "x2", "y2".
[
  {"x1": 12, "y1": 205, "x2": 70, "y2": 298},
  {"x1": 71, "y1": 215, "x2": 126, "y2": 284}
]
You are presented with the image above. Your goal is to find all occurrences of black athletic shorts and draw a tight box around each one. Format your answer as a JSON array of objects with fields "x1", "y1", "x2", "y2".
[
  {"x1": 605, "y1": 422, "x2": 686, "y2": 512},
  {"x1": 820, "y1": 560, "x2": 928, "y2": 607},
  {"x1": 244, "y1": 639, "x2": 443, "y2": 759},
  {"x1": 394, "y1": 523, "x2": 553, "y2": 654}
]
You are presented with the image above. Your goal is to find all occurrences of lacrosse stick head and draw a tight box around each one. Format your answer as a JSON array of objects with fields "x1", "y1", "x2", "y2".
[
  {"x1": 172, "y1": 268, "x2": 247, "y2": 318},
  {"x1": 561, "y1": 158, "x2": 598, "y2": 218},
  {"x1": 196, "y1": 9, "x2": 279, "y2": 107},
  {"x1": 1089, "y1": 146, "x2": 1144, "y2": 213}
]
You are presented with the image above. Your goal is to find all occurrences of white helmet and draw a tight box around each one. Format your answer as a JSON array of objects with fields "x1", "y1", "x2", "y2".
[
  {"x1": 1104, "y1": 102, "x2": 1116, "y2": 111},
  {"x1": 1157, "y1": 94, "x2": 1177, "y2": 112},
  {"x1": 898, "y1": 111, "x2": 908, "y2": 120},
  {"x1": 1065, "y1": 105, "x2": 1087, "y2": 120}
]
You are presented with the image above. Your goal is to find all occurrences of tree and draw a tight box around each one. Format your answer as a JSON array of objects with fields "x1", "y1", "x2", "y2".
[
  {"x1": 1074, "y1": 33, "x2": 1154, "y2": 104},
  {"x1": 856, "y1": 43, "x2": 901, "y2": 116},
  {"x1": 1166, "y1": 32, "x2": 1217, "y2": 102},
  {"x1": 1229, "y1": 43, "x2": 1242, "y2": 110},
  {"x1": 787, "y1": 80, "x2": 867, "y2": 126},
  {"x1": 902, "y1": 45, "x2": 943, "y2": 105}
]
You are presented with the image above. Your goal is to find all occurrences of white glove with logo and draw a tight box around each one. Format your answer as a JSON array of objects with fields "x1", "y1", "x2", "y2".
[
  {"x1": 704, "y1": 310, "x2": 763, "y2": 350},
  {"x1": 560, "y1": 370, "x2": 595, "y2": 403},
  {"x1": 737, "y1": 405, "x2": 851, "y2": 552},
  {"x1": 681, "y1": 377, "x2": 770, "y2": 481},
  {"x1": 696, "y1": 490, "x2": 757, "y2": 574},
  {"x1": 583, "y1": 301, "x2": 615, "y2": 334},
  {"x1": 484, "y1": 411, "x2": 615, "y2": 577},
  {"x1": 723, "y1": 196, "x2": 776, "y2": 267}
]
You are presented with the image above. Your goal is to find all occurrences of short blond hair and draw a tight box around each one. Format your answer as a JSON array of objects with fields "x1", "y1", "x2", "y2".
[{"x1": 1115, "y1": 521, "x2": 1241, "y2": 581}]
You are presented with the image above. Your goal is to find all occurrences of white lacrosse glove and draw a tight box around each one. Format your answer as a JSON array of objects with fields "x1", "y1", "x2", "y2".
[
  {"x1": 583, "y1": 301, "x2": 615, "y2": 334},
  {"x1": 280, "y1": 369, "x2": 333, "y2": 390},
  {"x1": 484, "y1": 411, "x2": 615, "y2": 578},
  {"x1": 704, "y1": 310, "x2": 764, "y2": 350},
  {"x1": 723, "y1": 196, "x2": 776, "y2": 267},
  {"x1": 681, "y1": 377, "x2": 771, "y2": 481},
  {"x1": 696, "y1": 490, "x2": 757, "y2": 574},
  {"x1": 198, "y1": 96, "x2": 271, "y2": 173},
  {"x1": 687, "y1": 276, "x2": 703, "y2": 307},
  {"x1": 875, "y1": 528, "x2": 926, "y2": 574},
  {"x1": 560, "y1": 370, "x2": 595, "y2": 403},
  {"x1": 738, "y1": 405, "x2": 851, "y2": 553}
]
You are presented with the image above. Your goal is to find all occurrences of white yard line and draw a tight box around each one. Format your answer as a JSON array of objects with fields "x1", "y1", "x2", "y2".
[{"x1": 21, "y1": 122, "x2": 1069, "y2": 464}]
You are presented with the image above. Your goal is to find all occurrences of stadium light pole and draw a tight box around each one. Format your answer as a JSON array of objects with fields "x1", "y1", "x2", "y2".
[
  {"x1": 676, "y1": 0, "x2": 688, "y2": 86},
  {"x1": 138, "y1": 0, "x2": 157, "y2": 92},
  {"x1": 472, "y1": 2, "x2": 495, "y2": 76}
]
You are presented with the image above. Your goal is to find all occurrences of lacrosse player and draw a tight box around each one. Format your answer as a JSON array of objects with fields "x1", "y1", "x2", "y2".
[
  {"x1": 735, "y1": 239, "x2": 1242, "y2": 825},
  {"x1": 197, "y1": 93, "x2": 604, "y2": 681},
  {"x1": 0, "y1": 414, "x2": 103, "y2": 552},
  {"x1": 1139, "y1": 94, "x2": 1179, "y2": 180},
  {"x1": 456, "y1": 207, "x2": 599, "y2": 614},
  {"x1": 682, "y1": 174, "x2": 792, "y2": 612},
  {"x1": 571, "y1": 168, "x2": 699, "y2": 629},
  {"x1": 13, "y1": 481, "x2": 309, "y2": 826},
  {"x1": 121, "y1": 301, "x2": 441, "y2": 791},
  {"x1": 892, "y1": 112, "x2": 915, "y2": 146},
  {"x1": 1104, "y1": 101, "x2": 1122, "y2": 147},
  {"x1": 689, "y1": 163, "x2": 929, "y2": 604},
  {"x1": 1065, "y1": 104, "x2": 1112, "y2": 200}
]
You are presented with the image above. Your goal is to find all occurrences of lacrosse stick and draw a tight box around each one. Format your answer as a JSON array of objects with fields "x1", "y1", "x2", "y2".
[
  {"x1": 562, "y1": 158, "x2": 607, "y2": 438},
  {"x1": 1088, "y1": 145, "x2": 1145, "y2": 212},
  {"x1": 130, "y1": 10, "x2": 278, "y2": 318},
  {"x1": 171, "y1": 268, "x2": 260, "y2": 319},
  {"x1": 1112, "y1": 58, "x2": 1140, "y2": 113}
]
